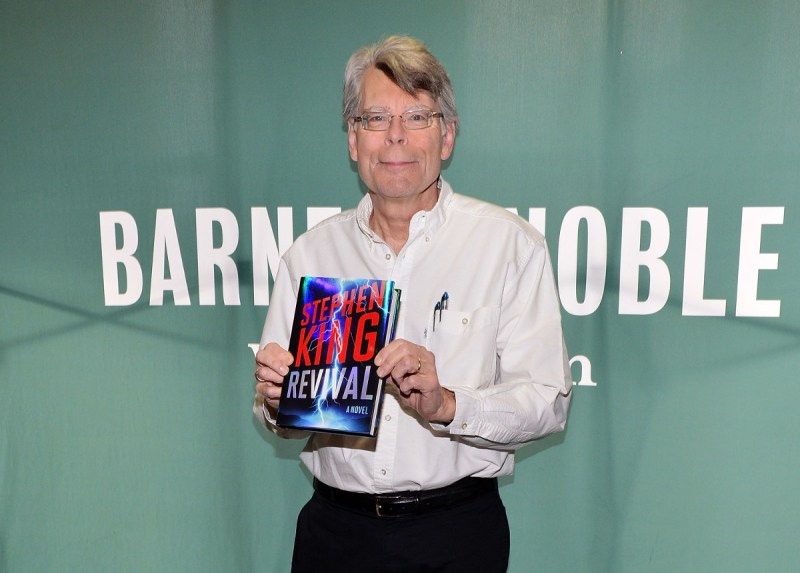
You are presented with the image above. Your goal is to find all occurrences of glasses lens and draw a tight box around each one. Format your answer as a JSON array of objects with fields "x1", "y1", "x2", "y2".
[
  {"x1": 363, "y1": 112, "x2": 389, "y2": 130},
  {"x1": 403, "y1": 111, "x2": 431, "y2": 130}
]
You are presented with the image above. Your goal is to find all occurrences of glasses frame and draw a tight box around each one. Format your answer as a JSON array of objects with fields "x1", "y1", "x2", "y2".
[{"x1": 354, "y1": 109, "x2": 444, "y2": 131}]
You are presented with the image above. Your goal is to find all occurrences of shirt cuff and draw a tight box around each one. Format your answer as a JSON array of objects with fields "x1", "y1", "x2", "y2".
[
  {"x1": 428, "y1": 387, "x2": 479, "y2": 435},
  {"x1": 253, "y1": 395, "x2": 277, "y2": 428}
]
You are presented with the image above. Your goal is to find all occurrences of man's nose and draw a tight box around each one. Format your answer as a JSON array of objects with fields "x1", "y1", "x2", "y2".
[{"x1": 385, "y1": 115, "x2": 407, "y2": 143}]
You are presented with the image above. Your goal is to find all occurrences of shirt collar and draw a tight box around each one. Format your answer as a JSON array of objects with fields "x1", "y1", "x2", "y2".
[{"x1": 356, "y1": 178, "x2": 454, "y2": 245}]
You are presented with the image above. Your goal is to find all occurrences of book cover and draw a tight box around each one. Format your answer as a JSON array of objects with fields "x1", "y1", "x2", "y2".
[{"x1": 276, "y1": 276, "x2": 401, "y2": 437}]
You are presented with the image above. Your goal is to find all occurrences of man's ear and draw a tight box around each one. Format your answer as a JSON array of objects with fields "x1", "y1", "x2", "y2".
[
  {"x1": 348, "y1": 122, "x2": 358, "y2": 161},
  {"x1": 440, "y1": 122, "x2": 456, "y2": 161}
]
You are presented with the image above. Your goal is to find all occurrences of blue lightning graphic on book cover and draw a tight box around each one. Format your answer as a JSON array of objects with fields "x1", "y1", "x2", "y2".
[{"x1": 276, "y1": 276, "x2": 401, "y2": 436}]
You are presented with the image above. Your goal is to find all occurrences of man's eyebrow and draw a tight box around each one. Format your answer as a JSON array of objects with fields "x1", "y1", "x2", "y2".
[{"x1": 362, "y1": 105, "x2": 431, "y2": 113}]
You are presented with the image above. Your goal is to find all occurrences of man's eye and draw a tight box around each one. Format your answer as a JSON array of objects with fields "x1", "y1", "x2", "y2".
[
  {"x1": 408, "y1": 113, "x2": 426, "y2": 122},
  {"x1": 368, "y1": 114, "x2": 387, "y2": 123}
]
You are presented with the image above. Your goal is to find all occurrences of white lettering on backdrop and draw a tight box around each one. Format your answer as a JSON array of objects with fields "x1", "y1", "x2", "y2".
[{"x1": 99, "y1": 205, "x2": 785, "y2": 318}]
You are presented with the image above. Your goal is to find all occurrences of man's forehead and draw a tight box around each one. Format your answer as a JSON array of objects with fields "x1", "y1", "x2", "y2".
[{"x1": 359, "y1": 89, "x2": 436, "y2": 112}]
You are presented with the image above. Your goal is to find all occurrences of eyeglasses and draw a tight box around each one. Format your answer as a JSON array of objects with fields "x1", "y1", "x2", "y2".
[{"x1": 354, "y1": 109, "x2": 444, "y2": 131}]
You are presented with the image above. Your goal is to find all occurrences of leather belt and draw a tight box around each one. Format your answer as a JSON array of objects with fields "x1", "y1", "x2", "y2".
[{"x1": 313, "y1": 476, "x2": 497, "y2": 518}]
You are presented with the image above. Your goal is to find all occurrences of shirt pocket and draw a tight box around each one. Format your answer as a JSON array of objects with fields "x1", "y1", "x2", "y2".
[{"x1": 425, "y1": 305, "x2": 500, "y2": 388}]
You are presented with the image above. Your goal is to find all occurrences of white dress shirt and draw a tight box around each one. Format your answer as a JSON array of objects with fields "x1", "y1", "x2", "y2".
[{"x1": 255, "y1": 180, "x2": 572, "y2": 494}]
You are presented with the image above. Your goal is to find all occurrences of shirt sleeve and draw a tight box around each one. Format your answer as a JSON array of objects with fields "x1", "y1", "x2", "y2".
[
  {"x1": 430, "y1": 241, "x2": 572, "y2": 450},
  {"x1": 252, "y1": 258, "x2": 310, "y2": 440}
]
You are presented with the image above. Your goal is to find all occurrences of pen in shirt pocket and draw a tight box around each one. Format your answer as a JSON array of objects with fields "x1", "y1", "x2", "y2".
[{"x1": 431, "y1": 291, "x2": 449, "y2": 333}]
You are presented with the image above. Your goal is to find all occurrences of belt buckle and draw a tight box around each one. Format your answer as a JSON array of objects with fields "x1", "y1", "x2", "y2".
[
  {"x1": 375, "y1": 494, "x2": 418, "y2": 517},
  {"x1": 375, "y1": 495, "x2": 391, "y2": 517}
]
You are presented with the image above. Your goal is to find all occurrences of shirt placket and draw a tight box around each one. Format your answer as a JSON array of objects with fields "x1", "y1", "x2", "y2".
[{"x1": 371, "y1": 212, "x2": 427, "y2": 491}]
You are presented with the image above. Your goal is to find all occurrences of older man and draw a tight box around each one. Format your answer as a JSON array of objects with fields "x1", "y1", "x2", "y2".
[{"x1": 254, "y1": 35, "x2": 572, "y2": 573}]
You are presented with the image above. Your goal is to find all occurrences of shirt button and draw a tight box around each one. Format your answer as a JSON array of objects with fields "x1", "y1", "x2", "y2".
[
  {"x1": 462, "y1": 317, "x2": 469, "y2": 325},
  {"x1": 425, "y1": 235, "x2": 431, "y2": 242},
  {"x1": 380, "y1": 469, "x2": 387, "y2": 476},
  {"x1": 385, "y1": 253, "x2": 391, "y2": 260},
  {"x1": 461, "y1": 423, "x2": 468, "y2": 430},
  {"x1": 384, "y1": 414, "x2": 392, "y2": 421}
]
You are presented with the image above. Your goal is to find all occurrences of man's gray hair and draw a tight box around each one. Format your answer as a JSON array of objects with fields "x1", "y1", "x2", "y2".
[{"x1": 342, "y1": 36, "x2": 459, "y2": 132}]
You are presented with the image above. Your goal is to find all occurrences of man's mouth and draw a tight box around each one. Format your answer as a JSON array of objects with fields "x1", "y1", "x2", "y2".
[{"x1": 379, "y1": 160, "x2": 416, "y2": 168}]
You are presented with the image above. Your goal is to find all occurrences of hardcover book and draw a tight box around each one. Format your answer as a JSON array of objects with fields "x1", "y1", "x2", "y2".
[{"x1": 276, "y1": 276, "x2": 401, "y2": 437}]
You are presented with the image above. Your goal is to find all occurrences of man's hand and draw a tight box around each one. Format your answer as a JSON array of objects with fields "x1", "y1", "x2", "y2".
[
  {"x1": 374, "y1": 339, "x2": 456, "y2": 425},
  {"x1": 254, "y1": 343, "x2": 294, "y2": 416}
]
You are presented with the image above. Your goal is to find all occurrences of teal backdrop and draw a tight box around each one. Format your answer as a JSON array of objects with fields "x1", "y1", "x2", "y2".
[{"x1": 2, "y1": 1, "x2": 798, "y2": 572}]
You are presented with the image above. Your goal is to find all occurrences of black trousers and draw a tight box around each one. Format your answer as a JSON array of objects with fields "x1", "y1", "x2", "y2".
[{"x1": 290, "y1": 485, "x2": 510, "y2": 573}]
